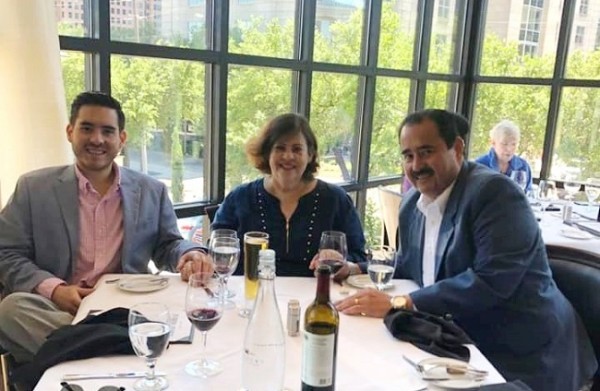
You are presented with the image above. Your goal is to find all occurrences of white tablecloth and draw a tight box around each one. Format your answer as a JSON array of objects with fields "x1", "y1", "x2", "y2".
[
  {"x1": 34, "y1": 275, "x2": 504, "y2": 390},
  {"x1": 539, "y1": 206, "x2": 600, "y2": 254}
]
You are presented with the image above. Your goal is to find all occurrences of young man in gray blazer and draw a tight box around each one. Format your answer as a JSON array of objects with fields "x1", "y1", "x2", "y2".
[{"x1": 0, "y1": 92, "x2": 212, "y2": 363}]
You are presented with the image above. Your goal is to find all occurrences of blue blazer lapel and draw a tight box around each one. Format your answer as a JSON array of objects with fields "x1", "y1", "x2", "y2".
[
  {"x1": 120, "y1": 169, "x2": 141, "y2": 263},
  {"x1": 54, "y1": 167, "x2": 79, "y2": 272},
  {"x1": 434, "y1": 162, "x2": 469, "y2": 280}
]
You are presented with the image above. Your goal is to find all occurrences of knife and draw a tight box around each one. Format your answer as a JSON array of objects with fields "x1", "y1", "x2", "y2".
[{"x1": 61, "y1": 372, "x2": 166, "y2": 381}]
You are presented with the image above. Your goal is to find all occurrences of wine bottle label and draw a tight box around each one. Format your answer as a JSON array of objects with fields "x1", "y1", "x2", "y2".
[{"x1": 301, "y1": 330, "x2": 335, "y2": 387}]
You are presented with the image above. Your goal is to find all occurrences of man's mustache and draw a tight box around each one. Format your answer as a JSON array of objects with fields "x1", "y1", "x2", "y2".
[{"x1": 412, "y1": 168, "x2": 434, "y2": 177}]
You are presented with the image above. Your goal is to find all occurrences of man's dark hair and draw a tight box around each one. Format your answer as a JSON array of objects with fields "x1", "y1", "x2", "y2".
[
  {"x1": 398, "y1": 109, "x2": 469, "y2": 148},
  {"x1": 69, "y1": 91, "x2": 126, "y2": 131}
]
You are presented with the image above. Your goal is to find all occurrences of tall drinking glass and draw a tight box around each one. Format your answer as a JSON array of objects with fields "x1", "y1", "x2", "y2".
[
  {"x1": 537, "y1": 180, "x2": 556, "y2": 215},
  {"x1": 585, "y1": 179, "x2": 600, "y2": 214},
  {"x1": 210, "y1": 229, "x2": 238, "y2": 299},
  {"x1": 317, "y1": 231, "x2": 348, "y2": 275},
  {"x1": 239, "y1": 231, "x2": 269, "y2": 318},
  {"x1": 185, "y1": 272, "x2": 223, "y2": 377},
  {"x1": 128, "y1": 303, "x2": 171, "y2": 391},
  {"x1": 509, "y1": 170, "x2": 528, "y2": 191},
  {"x1": 367, "y1": 244, "x2": 397, "y2": 291},
  {"x1": 209, "y1": 236, "x2": 239, "y2": 310}
]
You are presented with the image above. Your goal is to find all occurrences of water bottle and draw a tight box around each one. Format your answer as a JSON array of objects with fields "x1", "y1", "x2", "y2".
[{"x1": 241, "y1": 249, "x2": 285, "y2": 391}]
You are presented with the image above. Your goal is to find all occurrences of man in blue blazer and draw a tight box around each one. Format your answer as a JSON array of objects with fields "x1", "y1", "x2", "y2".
[
  {"x1": 336, "y1": 109, "x2": 596, "y2": 390},
  {"x1": 0, "y1": 92, "x2": 212, "y2": 363}
]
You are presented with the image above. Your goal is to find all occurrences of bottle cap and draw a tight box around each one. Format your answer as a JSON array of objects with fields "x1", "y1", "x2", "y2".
[{"x1": 259, "y1": 249, "x2": 276, "y2": 265}]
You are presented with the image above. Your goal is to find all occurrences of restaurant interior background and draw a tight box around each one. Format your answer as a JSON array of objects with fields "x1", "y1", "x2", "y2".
[{"x1": 2, "y1": 0, "x2": 600, "y2": 245}]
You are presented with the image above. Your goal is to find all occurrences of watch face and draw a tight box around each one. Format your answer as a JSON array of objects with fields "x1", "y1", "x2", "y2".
[{"x1": 392, "y1": 296, "x2": 406, "y2": 309}]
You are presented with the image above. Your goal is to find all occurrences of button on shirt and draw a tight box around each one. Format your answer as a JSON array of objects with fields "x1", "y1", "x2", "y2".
[
  {"x1": 35, "y1": 164, "x2": 124, "y2": 298},
  {"x1": 416, "y1": 181, "x2": 456, "y2": 287}
]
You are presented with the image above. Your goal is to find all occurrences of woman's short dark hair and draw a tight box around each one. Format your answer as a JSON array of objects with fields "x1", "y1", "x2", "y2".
[{"x1": 246, "y1": 113, "x2": 320, "y2": 180}]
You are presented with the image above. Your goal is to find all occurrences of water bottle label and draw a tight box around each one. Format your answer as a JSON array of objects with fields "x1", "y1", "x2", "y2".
[{"x1": 301, "y1": 331, "x2": 335, "y2": 387}]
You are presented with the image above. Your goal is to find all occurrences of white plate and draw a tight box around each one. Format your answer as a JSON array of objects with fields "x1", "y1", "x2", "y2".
[
  {"x1": 117, "y1": 276, "x2": 170, "y2": 293},
  {"x1": 419, "y1": 357, "x2": 487, "y2": 390},
  {"x1": 560, "y1": 228, "x2": 594, "y2": 240},
  {"x1": 346, "y1": 274, "x2": 393, "y2": 290}
]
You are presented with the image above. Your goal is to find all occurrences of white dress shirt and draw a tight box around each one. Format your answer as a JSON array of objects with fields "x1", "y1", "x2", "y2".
[{"x1": 416, "y1": 181, "x2": 456, "y2": 287}]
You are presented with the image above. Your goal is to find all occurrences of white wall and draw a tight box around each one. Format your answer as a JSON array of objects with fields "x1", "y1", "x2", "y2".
[{"x1": 0, "y1": 0, "x2": 71, "y2": 207}]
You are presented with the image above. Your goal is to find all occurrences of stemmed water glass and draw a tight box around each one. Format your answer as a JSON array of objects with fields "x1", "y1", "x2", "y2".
[
  {"x1": 366, "y1": 244, "x2": 396, "y2": 291},
  {"x1": 209, "y1": 236, "x2": 240, "y2": 310},
  {"x1": 509, "y1": 170, "x2": 528, "y2": 192},
  {"x1": 537, "y1": 180, "x2": 556, "y2": 214},
  {"x1": 128, "y1": 303, "x2": 171, "y2": 391},
  {"x1": 563, "y1": 177, "x2": 580, "y2": 201},
  {"x1": 185, "y1": 272, "x2": 224, "y2": 377},
  {"x1": 210, "y1": 229, "x2": 238, "y2": 300},
  {"x1": 585, "y1": 179, "x2": 600, "y2": 212},
  {"x1": 317, "y1": 231, "x2": 348, "y2": 276}
]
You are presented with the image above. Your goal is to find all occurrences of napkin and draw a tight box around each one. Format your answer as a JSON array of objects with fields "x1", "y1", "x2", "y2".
[
  {"x1": 11, "y1": 307, "x2": 133, "y2": 391},
  {"x1": 384, "y1": 308, "x2": 473, "y2": 361}
]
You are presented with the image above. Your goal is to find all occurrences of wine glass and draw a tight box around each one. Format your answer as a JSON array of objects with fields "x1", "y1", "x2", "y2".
[
  {"x1": 210, "y1": 229, "x2": 238, "y2": 300},
  {"x1": 128, "y1": 303, "x2": 171, "y2": 391},
  {"x1": 318, "y1": 231, "x2": 348, "y2": 276},
  {"x1": 537, "y1": 180, "x2": 556, "y2": 214},
  {"x1": 185, "y1": 272, "x2": 224, "y2": 377},
  {"x1": 366, "y1": 245, "x2": 396, "y2": 291},
  {"x1": 585, "y1": 179, "x2": 600, "y2": 213},
  {"x1": 509, "y1": 170, "x2": 528, "y2": 191},
  {"x1": 209, "y1": 236, "x2": 240, "y2": 310},
  {"x1": 563, "y1": 177, "x2": 580, "y2": 201}
]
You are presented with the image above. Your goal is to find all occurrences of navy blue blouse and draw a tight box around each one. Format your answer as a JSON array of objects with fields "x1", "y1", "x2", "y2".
[{"x1": 211, "y1": 179, "x2": 367, "y2": 277}]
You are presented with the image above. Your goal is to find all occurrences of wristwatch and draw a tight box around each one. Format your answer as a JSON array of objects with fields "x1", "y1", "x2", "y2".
[{"x1": 390, "y1": 295, "x2": 407, "y2": 310}]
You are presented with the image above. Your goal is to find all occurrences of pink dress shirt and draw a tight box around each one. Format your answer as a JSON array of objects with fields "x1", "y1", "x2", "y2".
[{"x1": 35, "y1": 164, "x2": 124, "y2": 298}]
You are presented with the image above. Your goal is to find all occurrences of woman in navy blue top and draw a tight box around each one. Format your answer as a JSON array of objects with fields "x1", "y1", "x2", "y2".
[{"x1": 212, "y1": 113, "x2": 367, "y2": 277}]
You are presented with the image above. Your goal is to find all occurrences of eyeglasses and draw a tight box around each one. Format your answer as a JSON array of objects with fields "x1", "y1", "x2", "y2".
[{"x1": 60, "y1": 381, "x2": 126, "y2": 391}]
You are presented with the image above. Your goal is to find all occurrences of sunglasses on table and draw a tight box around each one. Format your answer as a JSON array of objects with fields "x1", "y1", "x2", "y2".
[{"x1": 60, "y1": 382, "x2": 125, "y2": 391}]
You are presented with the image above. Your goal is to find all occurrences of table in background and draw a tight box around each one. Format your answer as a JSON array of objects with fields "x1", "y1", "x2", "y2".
[
  {"x1": 539, "y1": 204, "x2": 600, "y2": 255},
  {"x1": 34, "y1": 275, "x2": 505, "y2": 391}
]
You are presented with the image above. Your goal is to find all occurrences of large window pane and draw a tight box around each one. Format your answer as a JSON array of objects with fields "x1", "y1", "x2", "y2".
[
  {"x1": 480, "y1": 0, "x2": 560, "y2": 77},
  {"x1": 424, "y1": 81, "x2": 458, "y2": 110},
  {"x1": 378, "y1": 0, "x2": 418, "y2": 70},
  {"x1": 226, "y1": 66, "x2": 293, "y2": 191},
  {"x1": 313, "y1": 0, "x2": 365, "y2": 65},
  {"x1": 110, "y1": 0, "x2": 207, "y2": 49},
  {"x1": 565, "y1": 1, "x2": 600, "y2": 79},
  {"x1": 229, "y1": 0, "x2": 296, "y2": 58},
  {"x1": 310, "y1": 72, "x2": 359, "y2": 183},
  {"x1": 55, "y1": 0, "x2": 90, "y2": 37},
  {"x1": 60, "y1": 51, "x2": 86, "y2": 110},
  {"x1": 111, "y1": 56, "x2": 206, "y2": 204},
  {"x1": 370, "y1": 77, "x2": 410, "y2": 178},
  {"x1": 428, "y1": 0, "x2": 463, "y2": 74},
  {"x1": 470, "y1": 83, "x2": 551, "y2": 179},
  {"x1": 550, "y1": 87, "x2": 600, "y2": 180}
]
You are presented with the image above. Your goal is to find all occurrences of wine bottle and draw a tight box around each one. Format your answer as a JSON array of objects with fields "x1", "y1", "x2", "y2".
[
  {"x1": 241, "y1": 249, "x2": 286, "y2": 391},
  {"x1": 301, "y1": 265, "x2": 339, "y2": 391}
]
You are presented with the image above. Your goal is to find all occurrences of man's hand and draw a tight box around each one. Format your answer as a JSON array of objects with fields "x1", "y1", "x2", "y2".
[
  {"x1": 177, "y1": 250, "x2": 213, "y2": 282},
  {"x1": 334, "y1": 289, "x2": 394, "y2": 318},
  {"x1": 51, "y1": 285, "x2": 94, "y2": 315}
]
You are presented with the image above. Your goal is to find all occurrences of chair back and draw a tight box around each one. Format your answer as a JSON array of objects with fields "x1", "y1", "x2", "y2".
[
  {"x1": 546, "y1": 244, "x2": 600, "y2": 387},
  {"x1": 204, "y1": 204, "x2": 220, "y2": 223},
  {"x1": 377, "y1": 186, "x2": 402, "y2": 249}
]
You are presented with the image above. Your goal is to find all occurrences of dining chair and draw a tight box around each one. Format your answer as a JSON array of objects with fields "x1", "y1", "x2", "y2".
[
  {"x1": 546, "y1": 244, "x2": 600, "y2": 390},
  {"x1": 377, "y1": 186, "x2": 402, "y2": 249}
]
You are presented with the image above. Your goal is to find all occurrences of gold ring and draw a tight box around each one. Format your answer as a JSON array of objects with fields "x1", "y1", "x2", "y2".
[
  {"x1": 354, "y1": 298, "x2": 359, "y2": 305},
  {"x1": 360, "y1": 312, "x2": 367, "y2": 317}
]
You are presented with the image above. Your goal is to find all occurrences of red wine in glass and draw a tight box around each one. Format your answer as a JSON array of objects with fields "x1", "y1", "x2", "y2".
[
  {"x1": 321, "y1": 259, "x2": 344, "y2": 274},
  {"x1": 187, "y1": 308, "x2": 222, "y2": 332}
]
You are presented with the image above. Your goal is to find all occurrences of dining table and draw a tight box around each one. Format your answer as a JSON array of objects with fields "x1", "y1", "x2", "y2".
[
  {"x1": 538, "y1": 203, "x2": 600, "y2": 255},
  {"x1": 34, "y1": 274, "x2": 505, "y2": 391}
]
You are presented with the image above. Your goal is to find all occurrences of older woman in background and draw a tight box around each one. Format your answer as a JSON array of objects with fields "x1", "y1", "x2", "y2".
[
  {"x1": 475, "y1": 119, "x2": 533, "y2": 192},
  {"x1": 212, "y1": 113, "x2": 366, "y2": 277}
]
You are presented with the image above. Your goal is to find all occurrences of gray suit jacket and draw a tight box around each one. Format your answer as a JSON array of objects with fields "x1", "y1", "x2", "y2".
[
  {"x1": 397, "y1": 161, "x2": 597, "y2": 391},
  {"x1": 0, "y1": 165, "x2": 199, "y2": 295}
]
